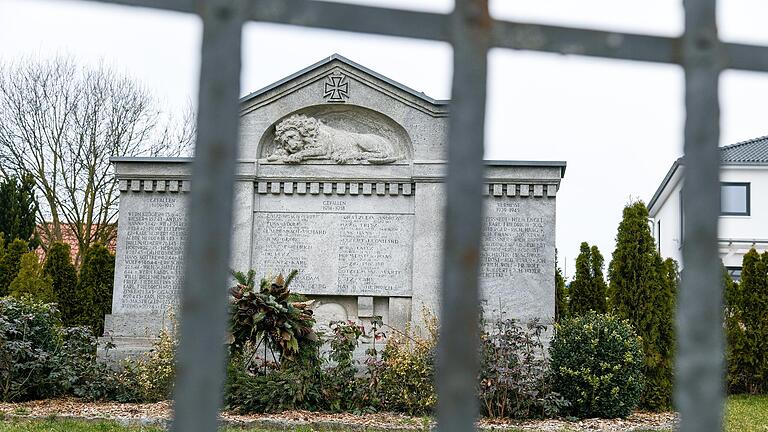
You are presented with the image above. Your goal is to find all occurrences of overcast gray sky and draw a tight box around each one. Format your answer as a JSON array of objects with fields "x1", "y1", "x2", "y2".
[{"x1": 3, "y1": 0, "x2": 768, "y2": 278}]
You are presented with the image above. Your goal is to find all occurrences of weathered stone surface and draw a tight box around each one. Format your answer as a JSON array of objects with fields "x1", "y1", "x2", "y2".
[{"x1": 101, "y1": 55, "x2": 565, "y2": 360}]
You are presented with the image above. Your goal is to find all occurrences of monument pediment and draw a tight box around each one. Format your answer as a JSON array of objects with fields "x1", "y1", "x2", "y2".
[
  {"x1": 240, "y1": 54, "x2": 448, "y2": 116},
  {"x1": 238, "y1": 54, "x2": 448, "y2": 161}
]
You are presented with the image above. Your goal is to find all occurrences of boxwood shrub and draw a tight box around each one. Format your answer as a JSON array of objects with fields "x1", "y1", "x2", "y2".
[{"x1": 549, "y1": 312, "x2": 644, "y2": 418}]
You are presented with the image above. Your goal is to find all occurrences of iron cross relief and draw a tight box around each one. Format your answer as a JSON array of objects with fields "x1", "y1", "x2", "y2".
[{"x1": 323, "y1": 72, "x2": 349, "y2": 102}]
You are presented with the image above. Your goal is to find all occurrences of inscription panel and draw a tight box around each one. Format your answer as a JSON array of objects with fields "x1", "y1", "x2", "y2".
[
  {"x1": 115, "y1": 196, "x2": 188, "y2": 313},
  {"x1": 253, "y1": 196, "x2": 413, "y2": 296},
  {"x1": 480, "y1": 196, "x2": 554, "y2": 321}
]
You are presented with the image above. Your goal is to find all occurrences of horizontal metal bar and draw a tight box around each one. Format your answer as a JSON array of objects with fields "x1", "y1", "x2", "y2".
[
  {"x1": 72, "y1": 0, "x2": 196, "y2": 13},
  {"x1": 249, "y1": 0, "x2": 449, "y2": 42},
  {"x1": 725, "y1": 42, "x2": 768, "y2": 72},
  {"x1": 491, "y1": 21, "x2": 679, "y2": 64},
  {"x1": 74, "y1": 0, "x2": 768, "y2": 72}
]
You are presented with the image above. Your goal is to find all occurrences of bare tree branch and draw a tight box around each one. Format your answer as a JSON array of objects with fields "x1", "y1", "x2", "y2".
[{"x1": 0, "y1": 55, "x2": 191, "y2": 264}]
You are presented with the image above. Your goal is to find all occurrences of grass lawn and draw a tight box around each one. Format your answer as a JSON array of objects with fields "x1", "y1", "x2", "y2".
[
  {"x1": 0, "y1": 395, "x2": 765, "y2": 432},
  {"x1": 0, "y1": 418, "x2": 163, "y2": 432},
  {"x1": 726, "y1": 394, "x2": 768, "y2": 432}
]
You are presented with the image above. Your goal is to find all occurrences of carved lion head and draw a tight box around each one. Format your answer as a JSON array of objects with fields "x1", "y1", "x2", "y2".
[{"x1": 274, "y1": 115, "x2": 321, "y2": 154}]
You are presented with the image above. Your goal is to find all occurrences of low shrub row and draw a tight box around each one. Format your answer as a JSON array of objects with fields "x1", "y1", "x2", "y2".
[
  {"x1": 0, "y1": 237, "x2": 114, "y2": 336},
  {"x1": 0, "y1": 272, "x2": 647, "y2": 420}
]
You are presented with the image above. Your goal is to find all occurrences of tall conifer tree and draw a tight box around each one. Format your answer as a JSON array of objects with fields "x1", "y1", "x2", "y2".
[
  {"x1": 555, "y1": 250, "x2": 568, "y2": 322},
  {"x1": 569, "y1": 242, "x2": 607, "y2": 316},
  {"x1": 590, "y1": 245, "x2": 608, "y2": 312},
  {"x1": 43, "y1": 242, "x2": 79, "y2": 324},
  {"x1": 76, "y1": 244, "x2": 115, "y2": 335},
  {"x1": 737, "y1": 248, "x2": 768, "y2": 393},
  {"x1": 9, "y1": 252, "x2": 54, "y2": 302},
  {"x1": 0, "y1": 174, "x2": 39, "y2": 248},
  {"x1": 608, "y1": 201, "x2": 675, "y2": 410},
  {"x1": 724, "y1": 261, "x2": 748, "y2": 393},
  {"x1": 0, "y1": 238, "x2": 28, "y2": 295}
]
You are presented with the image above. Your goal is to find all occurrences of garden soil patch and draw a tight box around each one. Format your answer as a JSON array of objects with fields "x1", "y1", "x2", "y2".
[{"x1": 0, "y1": 399, "x2": 677, "y2": 431}]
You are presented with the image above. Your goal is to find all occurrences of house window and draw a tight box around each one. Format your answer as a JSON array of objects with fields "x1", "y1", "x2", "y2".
[
  {"x1": 721, "y1": 183, "x2": 750, "y2": 216},
  {"x1": 726, "y1": 266, "x2": 742, "y2": 283}
]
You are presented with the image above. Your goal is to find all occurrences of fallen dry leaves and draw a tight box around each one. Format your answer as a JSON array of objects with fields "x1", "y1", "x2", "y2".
[{"x1": 0, "y1": 398, "x2": 678, "y2": 431}]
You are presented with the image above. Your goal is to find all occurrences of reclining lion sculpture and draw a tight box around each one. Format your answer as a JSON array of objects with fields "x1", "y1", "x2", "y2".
[{"x1": 266, "y1": 114, "x2": 399, "y2": 164}]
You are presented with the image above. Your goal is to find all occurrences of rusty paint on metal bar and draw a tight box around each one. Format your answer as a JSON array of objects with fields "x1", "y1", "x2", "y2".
[
  {"x1": 171, "y1": 1, "x2": 244, "y2": 431},
  {"x1": 436, "y1": 1, "x2": 490, "y2": 432},
  {"x1": 677, "y1": 1, "x2": 724, "y2": 431}
]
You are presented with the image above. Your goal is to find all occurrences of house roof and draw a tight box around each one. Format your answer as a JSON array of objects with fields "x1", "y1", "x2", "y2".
[
  {"x1": 720, "y1": 135, "x2": 768, "y2": 164},
  {"x1": 648, "y1": 135, "x2": 768, "y2": 213}
]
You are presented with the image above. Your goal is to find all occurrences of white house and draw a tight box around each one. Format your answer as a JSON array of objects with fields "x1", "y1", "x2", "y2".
[{"x1": 648, "y1": 136, "x2": 768, "y2": 281}]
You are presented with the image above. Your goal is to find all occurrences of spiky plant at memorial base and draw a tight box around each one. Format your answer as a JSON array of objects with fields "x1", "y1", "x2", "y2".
[{"x1": 228, "y1": 270, "x2": 318, "y2": 364}]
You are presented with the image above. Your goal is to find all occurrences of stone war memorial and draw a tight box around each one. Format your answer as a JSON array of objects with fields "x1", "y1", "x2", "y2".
[{"x1": 101, "y1": 55, "x2": 565, "y2": 360}]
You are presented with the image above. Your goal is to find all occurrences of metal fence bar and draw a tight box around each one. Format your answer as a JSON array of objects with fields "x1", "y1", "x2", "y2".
[
  {"x1": 52, "y1": 0, "x2": 768, "y2": 431},
  {"x1": 171, "y1": 1, "x2": 244, "y2": 431},
  {"x1": 436, "y1": 1, "x2": 490, "y2": 431},
  {"x1": 678, "y1": 1, "x2": 724, "y2": 431}
]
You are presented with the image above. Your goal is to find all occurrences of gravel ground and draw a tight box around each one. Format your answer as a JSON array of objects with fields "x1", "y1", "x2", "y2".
[{"x1": 0, "y1": 399, "x2": 678, "y2": 431}]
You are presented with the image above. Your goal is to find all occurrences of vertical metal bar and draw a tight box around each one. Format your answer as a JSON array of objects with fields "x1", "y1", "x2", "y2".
[
  {"x1": 436, "y1": 1, "x2": 490, "y2": 431},
  {"x1": 677, "y1": 1, "x2": 724, "y2": 431},
  {"x1": 172, "y1": 1, "x2": 243, "y2": 431}
]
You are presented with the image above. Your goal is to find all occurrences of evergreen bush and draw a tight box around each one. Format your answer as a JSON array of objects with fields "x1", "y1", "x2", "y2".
[
  {"x1": 555, "y1": 251, "x2": 568, "y2": 322},
  {"x1": 0, "y1": 297, "x2": 62, "y2": 401},
  {"x1": 52, "y1": 326, "x2": 124, "y2": 401},
  {"x1": 8, "y1": 252, "x2": 54, "y2": 302},
  {"x1": 0, "y1": 238, "x2": 29, "y2": 296},
  {"x1": 569, "y1": 242, "x2": 608, "y2": 316},
  {"x1": 724, "y1": 262, "x2": 749, "y2": 393},
  {"x1": 550, "y1": 312, "x2": 644, "y2": 418},
  {"x1": 0, "y1": 296, "x2": 126, "y2": 402},
  {"x1": 731, "y1": 248, "x2": 768, "y2": 394},
  {"x1": 607, "y1": 201, "x2": 676, "y2": 410},
  {"x1": 76, "y1": 243, "x2": 115, "y2": 335},
  {"x1": 0, "y1": 174, "x2": 39, "y2": 248},
  {"x1": 43, "y1": 242, "x2": 79, "y2": 324}
]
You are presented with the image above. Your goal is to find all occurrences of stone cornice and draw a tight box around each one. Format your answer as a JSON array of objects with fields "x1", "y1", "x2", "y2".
[
  {"x1": 256, "y1": 180, "x2": 414, "y2": 197},
  {"x1": 119, "y1": 179, "x2": 190, "y2": 194}
]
